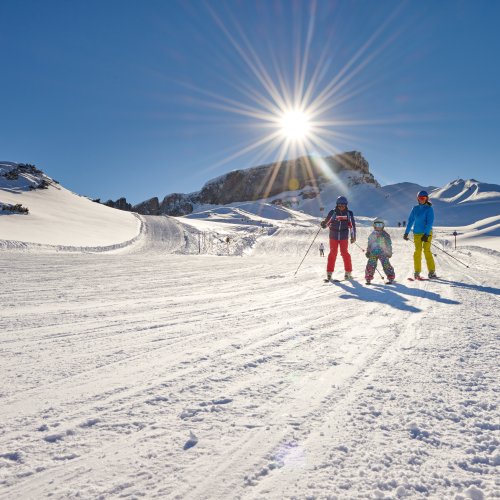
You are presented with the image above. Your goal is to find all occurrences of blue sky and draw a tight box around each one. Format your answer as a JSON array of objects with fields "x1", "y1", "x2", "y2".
[{"x1": 1, "y1": 0, "x2": 499, "y2": 204}]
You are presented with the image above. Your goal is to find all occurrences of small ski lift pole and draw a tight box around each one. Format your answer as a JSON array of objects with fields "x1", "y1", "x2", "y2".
[{"x1": 294, "y1": 227, "x2": 322, "y2": 277}]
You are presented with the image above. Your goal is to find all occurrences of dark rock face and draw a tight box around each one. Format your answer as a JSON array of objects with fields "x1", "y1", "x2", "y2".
[
  {"x1": 0, "y1": 162, "x2": 49, "y2": 189},
  {"x1": 159, "y1": 193, "x2": 194, "y2": 216},
  {"x1": 195, "y1": 152, "x2": 378, "y2": 207},
  {"x1": 104, "y1": 197, "x2": 132, "y2": 211},
  {"x1": 133, "y1": 197, "x2": 160, "y2": 215},
  {"x1": 122, "y1": 151, "x2": 379, "y2": 216}
]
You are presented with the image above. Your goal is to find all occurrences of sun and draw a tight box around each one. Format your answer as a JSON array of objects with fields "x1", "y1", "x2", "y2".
[{"x1": 279, "y1": 109, "x2": 312, "y2": 142}]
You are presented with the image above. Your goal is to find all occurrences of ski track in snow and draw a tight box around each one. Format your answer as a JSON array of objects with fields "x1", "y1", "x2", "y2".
[{"x1": 0, "y1": 216, "x2": 499, "y2": 499}]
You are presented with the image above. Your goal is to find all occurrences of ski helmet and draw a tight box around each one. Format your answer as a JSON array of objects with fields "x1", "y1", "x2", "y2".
[
  {"x1": 373, "y1": 218, "x2": 385, "y2": 229},
  {"x1": 417, "y1": 190, "x2": 428, "y2": 198},
  {"x1": 336, "y1": 196, "x2": 348, "y2": 205}
]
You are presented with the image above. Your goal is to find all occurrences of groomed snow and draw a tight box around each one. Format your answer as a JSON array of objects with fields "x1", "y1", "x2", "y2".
[
  {"x1": 0, "y1": 184, "x2": 140, "y2": 248},
  {"x1": 1, "y1": 201, "x2": 499, "y2": 499}
]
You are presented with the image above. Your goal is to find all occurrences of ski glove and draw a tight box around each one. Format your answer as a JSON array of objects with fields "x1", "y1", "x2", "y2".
[
  {"x1": 421, "y1": 234, "x2": 429, "y2": 242},
  {"x1": 320, "y1": 221, "x2": 327, "y2": 229},
  {"x1": 403, "y1": 233, "x2": 409, "y2": 241},
  {"x1": 350, "y1": 236, "x2": 356, "y2": 244},
  {"x1": 365, "y1": 252, "x2": 370, "y2": 258}
]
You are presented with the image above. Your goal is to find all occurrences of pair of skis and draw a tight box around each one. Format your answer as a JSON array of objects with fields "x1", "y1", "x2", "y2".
[
  {"x1": 323, "y1": 277, "x2": 395, "y2": 285},
  {"x1": 407, "y1": 276, "x2": 439, "y2": 282},
  {"x1": 324, "y1": 275, "x2": 439, "y2": 285}
]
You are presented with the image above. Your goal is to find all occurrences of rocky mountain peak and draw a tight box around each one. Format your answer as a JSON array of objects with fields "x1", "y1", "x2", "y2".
[{"x1": 126, "y1": 151, "x2": 379, "y2": 216}]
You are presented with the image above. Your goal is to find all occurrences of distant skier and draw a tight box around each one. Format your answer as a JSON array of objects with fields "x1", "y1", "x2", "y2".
[
  {"x1": 365, "y1": 218, "x2": 395, "y2": 284},
  {"x1": 403, "y1": 190, "x2": 437, "y2": 279},
  {"x1": 398, "y1": 221, "x2": 401, "y2": 228},
  {"x1": 320, "y1": 196, "x2": 356, "y2": 281},
  {"x1": 319, "y1": 242, "x2": 325, "y2": 257}
]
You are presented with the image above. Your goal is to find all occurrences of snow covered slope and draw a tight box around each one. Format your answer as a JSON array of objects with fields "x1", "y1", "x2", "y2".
[
  {"x1": 0, "y1": 210, "x2": 498, "y2": 498},
  {"x1": 262, "y1": 177, "x2": 499, "y2": 228},
  {"x1": 428, "y1": 179, "x2": 500, "y2": 225},
  {"x1": 0, "y1": 162, "x2": 139, "y2": 249},
  {"x1": 1, "y1": 162, "x2": 499, "y2": 497}
]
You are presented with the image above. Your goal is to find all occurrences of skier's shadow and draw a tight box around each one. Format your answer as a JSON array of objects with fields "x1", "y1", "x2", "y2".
[
  {"x1": 333, "y1": 280, "x2": 459, "y2": 312},
  {"x1": 430, "y1": 278, "x2": 500, "y2": 297}
]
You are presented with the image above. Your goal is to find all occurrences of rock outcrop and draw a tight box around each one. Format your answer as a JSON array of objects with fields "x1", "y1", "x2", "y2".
[
  {"x1": 134, "y1": 197, "x2": 160, "y2": 215},
  {"x1": 105, "y1": 151, "x2": 379, "y2": 216},
  {"x1": 194, "y1": 152, "x2": 378, "y2": 207},
  {"x1": 104, "y1": 197, "x2": 132, "y2": 211}
]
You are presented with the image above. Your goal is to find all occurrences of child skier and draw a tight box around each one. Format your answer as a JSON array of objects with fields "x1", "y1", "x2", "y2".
[
  {"x1": 365, "y1": 218, "x2": 395, "y2": 284},
  {"x1": 403, "y1": 190, "x2": 437, "y2": 279},
  {"x1": 320, "y1": 196, "x2": 356, "y2": 281}
]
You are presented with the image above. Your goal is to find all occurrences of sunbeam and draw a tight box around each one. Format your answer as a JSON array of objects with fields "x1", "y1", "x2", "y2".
[{"x1": 165, "y1": 0, "x2": 411, "y2": 195}]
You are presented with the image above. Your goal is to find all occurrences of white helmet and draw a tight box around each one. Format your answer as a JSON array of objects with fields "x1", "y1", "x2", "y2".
[{"x1": 373, "y1": 218, "x2": 385, "y2": 229}]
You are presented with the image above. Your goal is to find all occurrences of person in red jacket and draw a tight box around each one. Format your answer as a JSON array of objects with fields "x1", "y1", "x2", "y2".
[{"x1": 320, "y1": 196, "x2": 356, "y2": 281}]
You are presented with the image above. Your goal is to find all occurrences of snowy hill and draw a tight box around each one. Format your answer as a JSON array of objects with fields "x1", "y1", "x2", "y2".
[
  {"x1": 0, "y1": 161, "x2": 140, "y2": 249},
  {"x1": 257, "y1": 178, "x2": 499, "y2": 228},
  {"x1": 428, "y1": 178, "x2": 500, "y2": 225},
  {"x1": 1, "y1": 160, "x2": 499, "y2": 252},
  {"x1": 1, "y1": 161, "x2": 499, "y2": 499}
]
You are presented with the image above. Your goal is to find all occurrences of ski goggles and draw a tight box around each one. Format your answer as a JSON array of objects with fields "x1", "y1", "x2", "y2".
[
  {"x1": 417, "y1": 196, "x2": 428, "y2": 201},
  {"x1": 373, "y1": 222, "x2": 384, "y2": 228}
]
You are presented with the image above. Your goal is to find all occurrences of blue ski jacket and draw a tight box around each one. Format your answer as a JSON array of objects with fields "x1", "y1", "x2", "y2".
[
  {"x1": 406, "y1": 203, "x2": 434, "y2": 235},
  {"x1": 323, "y1": 208, "x2": 356, "y2": 241}
]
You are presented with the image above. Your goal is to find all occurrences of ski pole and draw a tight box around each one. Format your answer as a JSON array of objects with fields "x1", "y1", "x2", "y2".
[
  {"x1": 431, "y1": 241, "x2": 470, "y2": 268},
  {"x1": 408, "y1": 235, "x2": 469, "y2": 268},
  {"x1": 294, "y1": 227, "x2": 322, "y2": 277},
  {"x1": 353, "y1": 241, "x2": 384, "y2": 280}
]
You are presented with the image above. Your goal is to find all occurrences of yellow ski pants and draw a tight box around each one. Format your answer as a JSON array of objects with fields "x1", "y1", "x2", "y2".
[{"x1": 413, "y1": 233, "x2": 436, "y2": 274}]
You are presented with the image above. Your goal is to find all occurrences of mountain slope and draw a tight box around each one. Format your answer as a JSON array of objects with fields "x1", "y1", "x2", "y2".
[
  {"x1": 126, "y1": 151, "x2": 378, "y2": 216},
  {"x1": 0, "y1": 162, "x2": 139, "y2": 248},
  {"x1": 0, "y1": 210, "x2": 498, "y2": 499}
]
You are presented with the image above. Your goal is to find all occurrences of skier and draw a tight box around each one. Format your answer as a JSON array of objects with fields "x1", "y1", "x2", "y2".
[
  {"x1": 365, "y1": 218, "x2": 395, "y2": 284},
  {"x1": 403, "y1": 190, "x2": 437, "y2": 279},
  {"x1": 320, "y1": 196, "x2": 356, "y2": 281},
  {"x1": 319, "y1": 242, "x2": 325, "y2": 257}
]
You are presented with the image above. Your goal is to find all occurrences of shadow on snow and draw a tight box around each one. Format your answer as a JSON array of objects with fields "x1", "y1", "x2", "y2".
[
  {"x1": 333, "y1": 280, "x2": 460, "y2": 313},
  {"x1": 430, "y1": 278, "x2": 500, "y2": 297}
]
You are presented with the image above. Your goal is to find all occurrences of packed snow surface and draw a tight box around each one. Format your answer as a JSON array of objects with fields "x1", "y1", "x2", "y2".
[
  {"x1": 0, "y1": 162, "x2": 139, "y2": 248},
  {"x1": 1, "y1": 198, "x2": 499, "y2": 499}
]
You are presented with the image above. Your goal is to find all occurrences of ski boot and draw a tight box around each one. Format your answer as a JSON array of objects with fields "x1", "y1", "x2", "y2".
[
  {"x1": 345, "y1": 272, "x2": 353, "y2": 280},
  {"x1": 386, "y1": 277, "x2": 395, "y2": 284},
  {"x1": 365, "y1": 277, "x2": 372, "y2": 285},
  {"x1": 428, "y1": 271, "x2": 438, "y2": 279},
  {"x1": 414, "y1": 272, "x2": 421, "y2": 280},
  {"x1": 324, "y1": 272, "x2": 332, "y2": 283}
]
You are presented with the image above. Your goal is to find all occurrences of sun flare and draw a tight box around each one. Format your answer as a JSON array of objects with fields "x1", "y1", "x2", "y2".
[
  {"x1": 279, "y1": 110, "x2": 312, "y2": 142},
  {"x1": 187, "y1": 0, "x2": 403, "y2": 197}
]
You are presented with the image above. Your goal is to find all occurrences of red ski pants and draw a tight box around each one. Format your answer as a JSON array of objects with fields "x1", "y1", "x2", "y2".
[{"x1": 327, "y1": 239, "x2": 352, "y2": 273}]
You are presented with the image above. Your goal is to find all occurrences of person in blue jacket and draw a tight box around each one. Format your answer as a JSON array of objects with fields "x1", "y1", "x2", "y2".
[{"x1": 404, "y1": 190, "x2": 437, "y2": 279}]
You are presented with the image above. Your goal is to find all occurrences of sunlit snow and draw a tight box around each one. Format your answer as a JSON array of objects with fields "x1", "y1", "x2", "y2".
[{"x1": 1, "y1": 167, "x2": 498, "y2": 499}]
